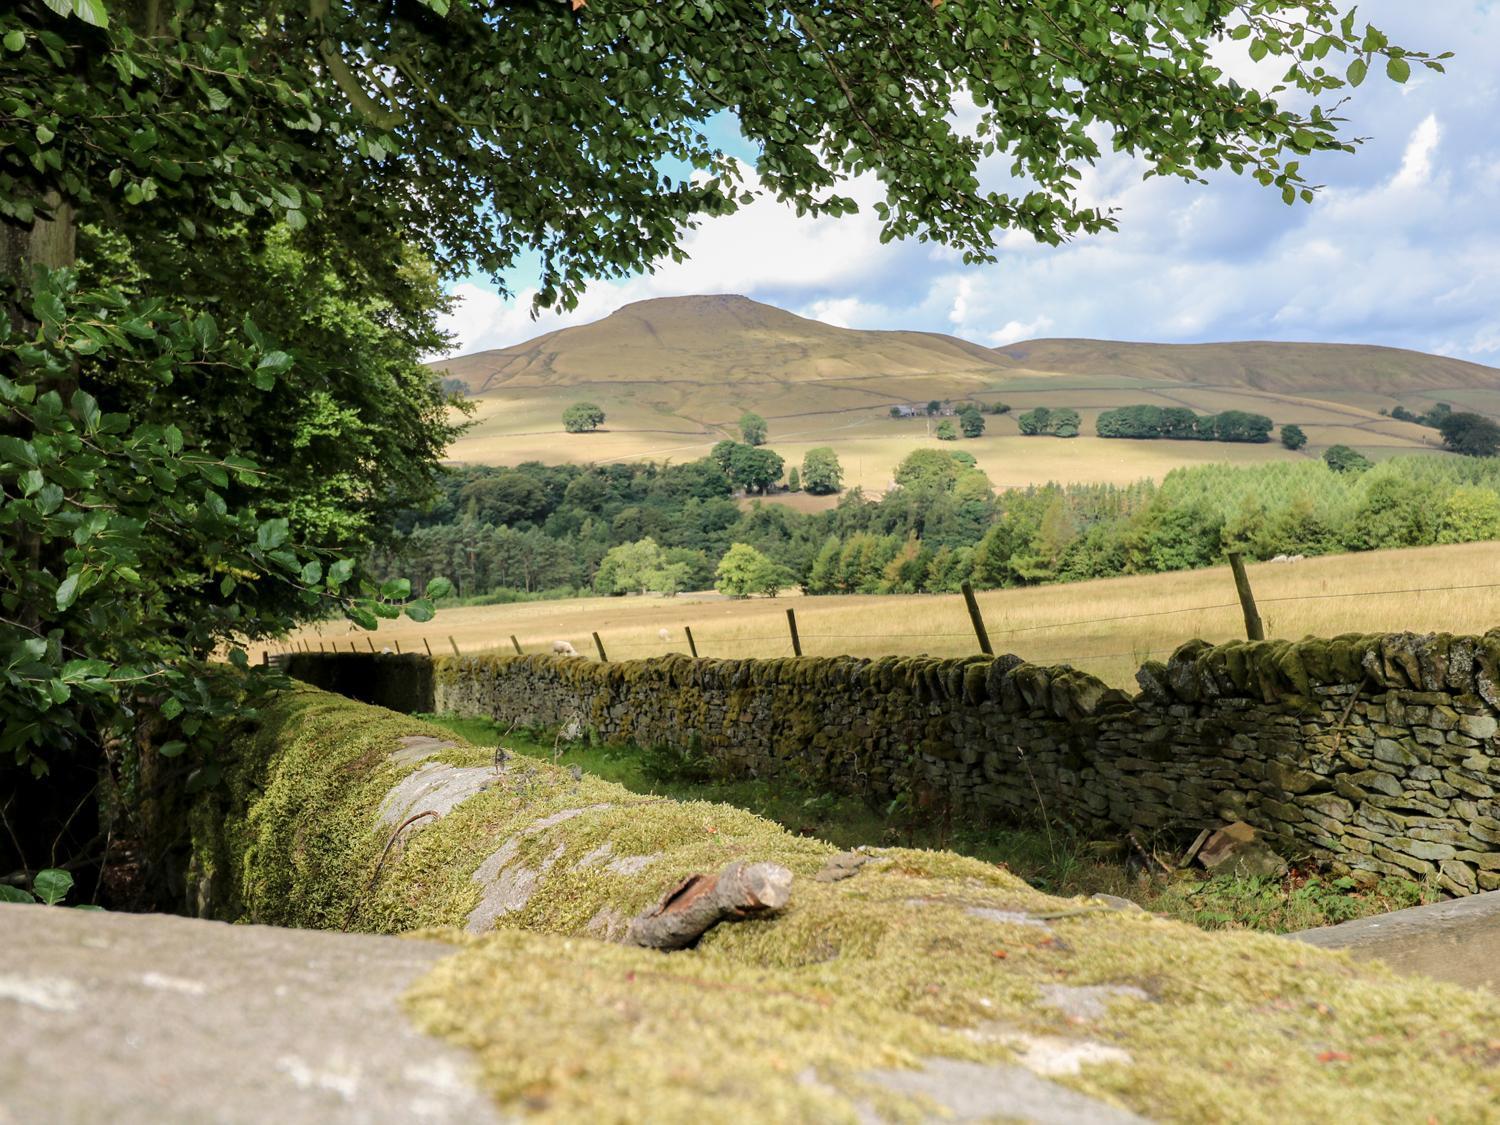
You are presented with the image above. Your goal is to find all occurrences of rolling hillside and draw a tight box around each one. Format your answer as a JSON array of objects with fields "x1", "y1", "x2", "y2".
[
  {"x1": 438, "y1": 293, "x2": 1008, "y2": 394},
  {"x1": 994, "y1": 338, "x2": 1500, "y2": 396},
  {"x1": 430, "y1": 294, "x2": 1489, "y2": 488}
]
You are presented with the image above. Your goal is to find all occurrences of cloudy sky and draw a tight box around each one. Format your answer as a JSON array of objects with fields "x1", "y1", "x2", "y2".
[{"x1": 442, "y1": 2, "x2": 1500, "y2": 364}]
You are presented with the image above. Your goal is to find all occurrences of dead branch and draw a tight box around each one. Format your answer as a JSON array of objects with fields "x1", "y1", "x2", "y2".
[{"x1": 625, "y1": 860, "x2": 792, "y2": 951}]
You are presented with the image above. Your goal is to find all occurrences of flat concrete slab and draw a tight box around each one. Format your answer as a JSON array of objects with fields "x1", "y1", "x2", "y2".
[
  {"x1": 0, "y1": 905, "x2": 502, "y2": 1125},
  {"x1": 1290, "y1": 889, "x2": 1500, "y2": 994}
]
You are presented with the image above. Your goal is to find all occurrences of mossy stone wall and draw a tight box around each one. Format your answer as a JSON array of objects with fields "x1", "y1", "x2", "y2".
[{"x1": 287, "y1": 632, "x2": 1500, "y2": 896}]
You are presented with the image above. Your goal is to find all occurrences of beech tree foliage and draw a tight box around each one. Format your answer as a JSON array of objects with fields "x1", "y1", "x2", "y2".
[{"x1": 0, "y1": 0, "x2": 1441, "y2": 781}]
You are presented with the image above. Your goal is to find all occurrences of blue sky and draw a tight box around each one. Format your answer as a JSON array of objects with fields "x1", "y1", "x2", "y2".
[{"x1": 442, "y1": 2, "x2": 1500, "y2": 365}]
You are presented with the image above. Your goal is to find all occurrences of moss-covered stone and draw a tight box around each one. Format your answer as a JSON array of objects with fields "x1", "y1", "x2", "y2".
[{"x1": 198, "y1": 687, "x2": 1500, "y2": 1123}]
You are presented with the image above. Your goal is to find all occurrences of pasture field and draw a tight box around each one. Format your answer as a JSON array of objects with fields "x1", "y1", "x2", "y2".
[
  {"x1": 448, "y1": 379, "x2": 1436, "y2": 491},
  {"x1": 265, "y1": 541, "x2": 1500, "y2": 688}
]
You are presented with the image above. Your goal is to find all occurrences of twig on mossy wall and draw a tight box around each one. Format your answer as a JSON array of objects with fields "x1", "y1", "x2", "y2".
[
  {"x1": 625, "y1": 860, "x2": 793, "y2": 950},
  {"x1": 1330, "y1": 674, "x2": 1375, "y2": 756},
  {"x1": 344, "y1": 810, "x2": 438, "y2": 932}
]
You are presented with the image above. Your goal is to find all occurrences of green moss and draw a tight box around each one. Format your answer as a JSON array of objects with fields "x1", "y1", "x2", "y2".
[{"x1": 214, "y1": 686, "x2": 1500, "y2": 1122}]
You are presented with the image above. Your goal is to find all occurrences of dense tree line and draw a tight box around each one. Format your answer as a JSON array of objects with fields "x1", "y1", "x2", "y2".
[
  {"x1": 1017, "y1": 407, "x2": 1082, "y2": 437},
  {"x1": 1096, "y1": 405, "x2": 1274, "y2": 443},
  {"x1": 373, "y1": 452, "x2": 1500, "y2": 603}
]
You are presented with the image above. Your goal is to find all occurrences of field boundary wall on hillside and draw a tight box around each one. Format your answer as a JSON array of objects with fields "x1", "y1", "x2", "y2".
[{"x1": 282, "y1": 632, "x2": 1500, "y2": 896}]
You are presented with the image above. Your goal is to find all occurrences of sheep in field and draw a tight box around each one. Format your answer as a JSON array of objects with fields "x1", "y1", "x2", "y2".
[{"x1": 552, "y1": 640, "x2": 578, "y2": 656}]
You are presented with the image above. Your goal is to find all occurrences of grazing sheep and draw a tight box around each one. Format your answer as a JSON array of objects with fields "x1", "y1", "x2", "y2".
[
  {"x1": 1270, "y1": 554, "x2": 1291, "y2": 563},
  {"x1": 552, "y1": 640, "x2": 578, "y2": 656},
  {"x1": 1289, "y1": 554, "x2": 1305, "y2": 563},
  {"x1": 658, "y1": 628, "x2": 671, "y2": 642}
]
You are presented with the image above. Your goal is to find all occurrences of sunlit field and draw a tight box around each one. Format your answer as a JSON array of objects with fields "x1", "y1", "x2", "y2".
[
  {"x1": 261, "y1": 541, "x2": 1500, "y2": 689},
  {"x1": 444, "y1": 366, "x2": 1443, "y2": 491}
]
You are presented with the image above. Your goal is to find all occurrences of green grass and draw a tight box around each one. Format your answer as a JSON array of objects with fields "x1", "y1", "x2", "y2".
[{"x1": 420, "y1": 714, "x2": 1436, "y2": 935}]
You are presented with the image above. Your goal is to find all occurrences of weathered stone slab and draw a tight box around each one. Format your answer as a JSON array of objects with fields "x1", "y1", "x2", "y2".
[
  {"x1": 0, "y1": 904, "x2": 501, "y2": 1124},
  {"x1": 1289, "y1": 889, "x2": 1500, "y2": 994}
]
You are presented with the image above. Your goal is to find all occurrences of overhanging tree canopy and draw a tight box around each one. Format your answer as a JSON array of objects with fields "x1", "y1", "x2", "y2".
[{"x1": 0, "y1": 0, "x2": 1445, "y2": 848}]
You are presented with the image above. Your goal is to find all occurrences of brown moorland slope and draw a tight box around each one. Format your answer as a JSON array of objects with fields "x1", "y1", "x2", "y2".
[
  {"x1": 994, "y1": 337, "x2": 1500, "y2": 395},
  {"x1": 438, "y1": 293, "x2": 1010, "y2": 395},
  {"x1": 436, "y1": 293, "x2": 1499, "y2": 399}
]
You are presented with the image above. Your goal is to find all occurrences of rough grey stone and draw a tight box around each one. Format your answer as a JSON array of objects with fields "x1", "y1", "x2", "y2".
[
  {"x1": 0, "y1": 904, "x2": 501, "y2": 1125},
  {"x1": 863, "y1": 1057, "x2": 1149, "y2": 1124}
]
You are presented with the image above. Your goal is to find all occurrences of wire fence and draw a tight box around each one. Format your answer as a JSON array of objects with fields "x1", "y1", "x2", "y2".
[{"x1": 269, "y1": 562, "x2": 1500, "y2": 685}]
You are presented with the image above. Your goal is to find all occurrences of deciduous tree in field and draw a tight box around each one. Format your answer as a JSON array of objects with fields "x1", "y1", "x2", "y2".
[
  {"x1": 563, "y1": 401, "x2": 607, "y2": 433},
  {"x1": 958, "y1": 406, "x2": 986, "y2": 439},
  {"x1": 738, "y1": 412, "x2": 768, "y2": 446},
  {"x1": 1438, "y1": 412, "x2": 1500, "y2": 458},
  {"x1": 1281, "y1": 424, "x2": 1309, "y2": 451},
  {"x1": 801, "y1": 447, "x2": 844, "y2": 495}
]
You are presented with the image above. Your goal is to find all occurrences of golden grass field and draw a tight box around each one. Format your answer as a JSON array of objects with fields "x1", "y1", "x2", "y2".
[
  {"x1": 447, "y1": 379, "x2": 1445, "y2": 492},
  {"x1": 262, "y1": 542, "x2": 1500, "y2": 690}
]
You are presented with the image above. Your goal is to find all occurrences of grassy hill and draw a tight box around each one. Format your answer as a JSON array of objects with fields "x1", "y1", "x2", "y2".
[
  {"x1": 995, "y1": 337, "x2": 1500, "y2": 396},
  {"x1": 431, "y1": 294, "x2": 1487, "y2": 489}
]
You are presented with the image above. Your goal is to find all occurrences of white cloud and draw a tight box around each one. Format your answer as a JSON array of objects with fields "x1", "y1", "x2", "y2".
[
  {"x1": 1392, "y1": 114, "x2": 1442, "y2": 189},
  {"x1": 988, "y1": 316, "x2": 1055, "y2": 346}
]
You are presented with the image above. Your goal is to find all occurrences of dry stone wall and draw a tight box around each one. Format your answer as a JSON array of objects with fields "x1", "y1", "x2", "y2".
[{"x1": 286, "y1": 632, "x2": 1500, "y2": 896}]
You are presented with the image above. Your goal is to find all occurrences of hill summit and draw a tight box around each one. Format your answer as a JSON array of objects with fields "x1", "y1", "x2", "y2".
[{"x1": 435, "y1": 294, "x2": 1499, "y2": 399}]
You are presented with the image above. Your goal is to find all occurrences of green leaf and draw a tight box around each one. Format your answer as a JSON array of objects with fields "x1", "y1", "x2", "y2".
[
  {"x1": 404, "y1": 599, "x2": 435, "y2": 623},
  {"x1": 0, "y1": 885, "x2": 34, "y2": 904},
  {"x1": 348, "y1": 604, "x2": 378, "y2": 630},
  {"x1": 257, "y1": 518, "x2": 289, "y2": 550},
  {"x1": 257, "y1": 350, "x2": 293, "y2": 375},
  {"x1": 3, "y1": 30, "x2": 25, "y2": 51},
  {"x1": 425, "y1": 577, "x2": 453, "y2": 600},
  {"x1": 160, "y1": 696, "x2": 184, "y2": 720},
  {"x1": 68, "y1": 0, "x2": 110, "y2": 27},
  {"x1": 1346, "y1": 58, "x2": 1368, "y2": 87},
  {"x1": 379, "y1": 577, "x2": 411, "y2": 600},
  {"x1": 1386, "y1": 56, "x2": 1411, "y2": 83},
  {"x1": 60, "y1": 659, "x2": 111, "y2": 683},
  {"x1": 157, "y1": 740, "x2": 188, "y2": 758},
  {"x1": 72, "y1": 390, "x2": 101, "y2": 433},
  {"x1": 55, "y1": 572, "x2": 81, "y2": 611},
  {"x1": 300, "y1": 560, "x2": 323, "y2": 585},
  {"x1": 328, "y1": 558, "x2": 355, "y2": 586},
  {"x1": 33, "y1": 868, "x2": 73, "y2": 906},
  {"x1": 36, "y1": 124, "x2": 55, "y2": 145}
]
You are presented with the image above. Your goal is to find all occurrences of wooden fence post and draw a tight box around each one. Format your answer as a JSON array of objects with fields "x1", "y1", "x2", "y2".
[
  {"x1": 366, "y1": 637, "x2": 376, "y2": 653},
  {"x1": 593, "y1": 632, "x2": 609, "y2": 662},
  {"x1": 960, "y1": 581, "x2": 994, "y2": 655},
  {"x1": 510, "y1": 634, "x2": 522, "y2": 654},
  {"x1": 684, "y1": 625, "x2": 699, "y2": 659},
  {"x1": 785, "y1": 607, "x2": 802, "y2": 657},
  {"x1": 1227, "y1": 552, "x2": 1265, "y2": 641},
  {"x1": 393, "y1": 639, "x2": 401, "y2": 654},
  {"x1": 448, "y1": 635, "x2": 460, "y2": 657},
  {"x1": 423, "y1": 637, "x2": 432, "y2": 657},
  {"x1": 349, "y1": 641, "x2": 357, "y2": 653}
]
